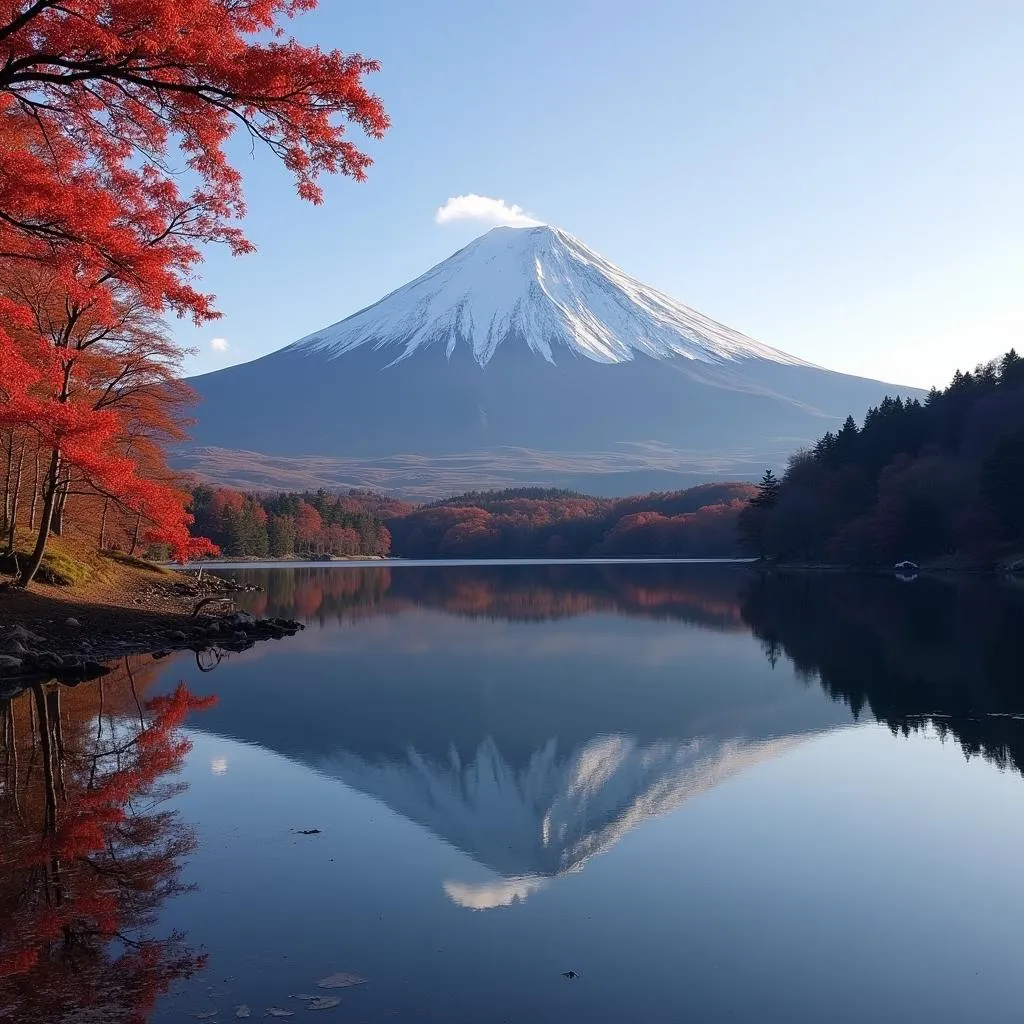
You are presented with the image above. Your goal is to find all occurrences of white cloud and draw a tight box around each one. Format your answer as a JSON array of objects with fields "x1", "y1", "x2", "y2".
[
  {"x1": 435, "y1": 194, "x2": 542, "y2": 228},
  {"x1": 210, "y1": 337, "x2": 230, "y2": 353}
]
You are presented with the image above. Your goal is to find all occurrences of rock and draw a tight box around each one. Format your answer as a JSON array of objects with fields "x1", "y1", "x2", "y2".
[
  {"x1": 3, "y1": 624, "x2": 43, "y2": 645},
  {"x1": 30, "y1": 651, "x2": 63, "y2": 670},
  {"x1": 166, "y1": 630, "x2": 187, "y2": 642},
  {"x1": 227, "y1": 612, "x2": 257, "y2": 628},
  {"x1": 0, "y1": 655, "x2": 24, "y2": 673},
  {"x1": 64, "y1": 617, "x2": 82, "y2": 628},
  {"x1": 1, "y1": 639, "x2": 28, "y2": 657},
  {"x1": 230, "y1": 630, "x2": 249, "y2": 642}
]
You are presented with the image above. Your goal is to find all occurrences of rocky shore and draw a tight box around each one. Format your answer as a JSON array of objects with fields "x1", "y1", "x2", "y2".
[
  {"x1": 0, "y1": 563, "x2": 304, "y2": 700},
  {"x1": 0, "y1": 609, "x2": 304, "y2": 699}
]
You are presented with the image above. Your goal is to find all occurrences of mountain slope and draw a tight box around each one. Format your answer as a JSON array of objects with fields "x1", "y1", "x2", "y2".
[{"x1": 184, "y1": 226, "x2": 921, "y2": 496}]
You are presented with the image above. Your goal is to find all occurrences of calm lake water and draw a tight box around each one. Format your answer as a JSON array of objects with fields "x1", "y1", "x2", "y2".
[{"x1": 4, "y1": 563, "x2": 1024, "y2": 1023}]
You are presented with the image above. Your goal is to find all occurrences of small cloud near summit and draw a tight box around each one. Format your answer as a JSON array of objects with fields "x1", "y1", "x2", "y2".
[
  {"x1": 210, "y1": 337, "x2": 230, "y2": 353},
  {"x1": 435, "y1": 194, "x2": 542, "y2": 228}
]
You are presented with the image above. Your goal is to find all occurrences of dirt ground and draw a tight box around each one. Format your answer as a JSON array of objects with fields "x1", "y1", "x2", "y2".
[{"x1": 0, "y1": 545, "x2": 243, "y2": 659}]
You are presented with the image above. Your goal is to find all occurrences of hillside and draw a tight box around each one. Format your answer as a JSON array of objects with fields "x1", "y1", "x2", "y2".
[{"x1": 190, "y1": 482, "x2": 758, "y2": 560}]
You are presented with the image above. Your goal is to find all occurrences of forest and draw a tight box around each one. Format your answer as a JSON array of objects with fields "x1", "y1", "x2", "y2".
[
  {"x1": 189, "y1": 482, "x2": 757, "y2": 560},
  {"x1": 190, "y1": 487, "x2": 397, "y2": 559},
  {"x1": 738, "y1": 350, "x2": 1024, "y2": 565}
]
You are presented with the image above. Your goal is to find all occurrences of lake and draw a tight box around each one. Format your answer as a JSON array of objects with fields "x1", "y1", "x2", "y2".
[{"x1": 3, "y1": 562, "x2": 1024, "y2": 1023}]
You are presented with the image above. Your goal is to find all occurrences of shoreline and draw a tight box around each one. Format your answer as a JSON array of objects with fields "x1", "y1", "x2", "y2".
[
  {"x1": 749, "y1": 560, "x2": 1023, "y2": 578},
  {"x1": 0, "y1": 555, "x2": 303, "y2": 698}
]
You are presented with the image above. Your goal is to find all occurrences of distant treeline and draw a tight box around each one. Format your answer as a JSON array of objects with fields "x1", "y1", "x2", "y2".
[
  {"x1": 738, "y1": 349, "x2": 1024, "y2": 564},
  {"x1": 388, "y1": 483, "x2": 754, "y2": 558},
  {"x1": 190, "y1": 487, "x2": 397, "y2": 558},
  {"x1": 189, "y1": 482, "x2": 757, "y2": 559}
]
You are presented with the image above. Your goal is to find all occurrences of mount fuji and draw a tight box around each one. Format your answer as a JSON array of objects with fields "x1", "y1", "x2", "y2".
[{"x1": 183, "y1": 225, "x2": 919, "y2": 496}]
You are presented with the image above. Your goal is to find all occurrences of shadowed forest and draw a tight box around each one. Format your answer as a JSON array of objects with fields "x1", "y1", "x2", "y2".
[{"x1": 738, "y1": 350, "x2": 1024, "y2": 564}]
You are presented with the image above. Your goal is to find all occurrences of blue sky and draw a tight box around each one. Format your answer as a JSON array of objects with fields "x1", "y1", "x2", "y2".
[{"x1": 177, "y1": 0, "x2": 1024, "y2": 389}]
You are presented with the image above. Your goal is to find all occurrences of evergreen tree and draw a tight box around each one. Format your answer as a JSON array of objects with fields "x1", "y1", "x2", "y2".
[
  {"x1": 269, "y1": 515, "x2": 297, "y2": 557},
  {"x1": 752, "y1": 469, "x2": 781, "y2": 508}
]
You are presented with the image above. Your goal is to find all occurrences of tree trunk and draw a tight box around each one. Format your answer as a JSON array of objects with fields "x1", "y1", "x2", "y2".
[
  {"x1": 2, "y1": 431, "x2": 11, "y2": 539},
  {"x1": 98, "y1": 498, "x2": 109, "y2": 551},
  {"x1": 6, "y1": 441, "x2": 24, "y2": 554},
  {"x1": 18, "y1": 448, "x2": 61, "y2": 588},
  {"x1": 129, "y1": 513, "x2": 142, "y2": 556},
  {"x1": 33, "y1": 684, "x2": 58, "y2": 836},
  {"x1": 52, "y1": 479, "x2": 69, "y2": 536},
  {"x1": 28, "y1": 449, "x2": 40, "y2": 531}
]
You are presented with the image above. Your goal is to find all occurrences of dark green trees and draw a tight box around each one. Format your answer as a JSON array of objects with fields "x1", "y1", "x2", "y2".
[
  {"x1": 738, "y1": 350, "x2": 1024, "y2": 564},
  {"x1": 981, "y1": 429, "x2": 1024, "y2": 541}
]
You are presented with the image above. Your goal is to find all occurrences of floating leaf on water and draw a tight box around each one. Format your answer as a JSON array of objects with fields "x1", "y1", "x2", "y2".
[
  {"x1": 306, "y1": 997, "x2": 341, "y2": 1011},
  {"x1": 192, "y1": 1014, "x2": 219, "y2": 1020},
  {"x1": 317, "y1": 973, "x2": 366, "y2": 989},
  {"x1": 235, "y1": 1008, "x2": 251, "y2": 1019},
  {"x1": 290, "y1": 995, "x2": 319, "y2": 1001},
  {"x1": 264, "y1": 1010, "x2": 294, "y2": 1018}
]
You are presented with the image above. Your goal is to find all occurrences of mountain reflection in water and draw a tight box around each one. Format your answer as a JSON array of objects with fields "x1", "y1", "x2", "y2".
[{"x1": 175, "y1": 563, "x2": 1024, "y2": 910}]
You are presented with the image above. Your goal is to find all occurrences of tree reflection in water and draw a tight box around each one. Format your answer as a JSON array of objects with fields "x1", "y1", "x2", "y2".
[
  {"x1": 741, "y1": 572, "x2": 1024, "y2": 774},
  {"x1": 240, "y1": 562, "x2": 749, "y2": 631},
  {"x1": 0, "y1": 659, "x2": 214, "y2": 1023}
]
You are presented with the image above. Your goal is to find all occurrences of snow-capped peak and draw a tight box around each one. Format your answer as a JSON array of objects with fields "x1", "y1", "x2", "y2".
[{"x1": 289, "y1": 225, "x2": 809, "y2": 368}]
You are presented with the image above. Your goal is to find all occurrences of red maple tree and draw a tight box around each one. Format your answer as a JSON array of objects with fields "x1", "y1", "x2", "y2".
[{"x1": 0, "y1": 1, "x2": 389, "y2": 583}]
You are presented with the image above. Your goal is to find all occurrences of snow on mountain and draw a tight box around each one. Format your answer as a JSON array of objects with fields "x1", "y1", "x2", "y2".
[
  {"x1": 320, "y1": 731, "x2": 807, "y2": 909},
  {"x1": 289, "y1": 225, "x2": 810, "y2": 368}
]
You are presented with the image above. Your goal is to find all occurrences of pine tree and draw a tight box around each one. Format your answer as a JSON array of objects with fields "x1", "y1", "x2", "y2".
[{"x1": 752, "y1": 469, "x2": 781, "y2": 508}]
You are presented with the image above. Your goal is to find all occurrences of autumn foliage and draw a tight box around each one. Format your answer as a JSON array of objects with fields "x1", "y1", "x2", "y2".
[
  {"x1": 187, "y1": 483, "x2": 756, "y2": 560},
  {"x1": 0, "y1": 1, "x2": 388, "y2": 584},
  {"x1": 191, "y1": 486, "x2": 397, "y2": 558},
  {"x1": 386, "y1": 484, "x2": 756, "y2": 559},
  {"x1": 0, "y1": 663, "x2": 215, "y2": 1021}
]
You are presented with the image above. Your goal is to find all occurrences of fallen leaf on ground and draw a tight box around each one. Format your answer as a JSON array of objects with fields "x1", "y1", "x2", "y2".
[
  {"x1": 317, "y1": 972, "x2": 366, "y2": 989},
  {"x1": 235, "y1": 1007, "x2": 251, "y2": 1019}
]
